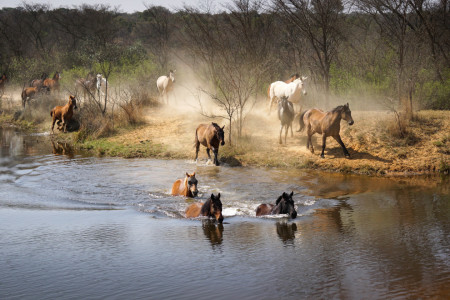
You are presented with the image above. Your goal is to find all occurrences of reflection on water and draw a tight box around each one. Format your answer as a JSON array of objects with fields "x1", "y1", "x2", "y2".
[{"x1": 1, "y1": 127, "x2": 449, "y2": 299}]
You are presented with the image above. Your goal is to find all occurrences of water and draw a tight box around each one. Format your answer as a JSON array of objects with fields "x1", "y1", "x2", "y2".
[{"x1": 1, "y1": 127, "x2": 449, "y2": 299}]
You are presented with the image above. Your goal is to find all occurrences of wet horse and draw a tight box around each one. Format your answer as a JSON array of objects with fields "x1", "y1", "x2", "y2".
[
  {"x1": 185, "y1": 193, "x2": 224, "y2": 223},
  {"x1": 256, "y1": 191, "x2": 297, "y2": 219},
  {"x1": 171, "y1": 172, "x2": 199, "y2": 197},
  {"x1": 44, "y1": 71, "x2": 61, "y2": 93},
  {"x1": 0, "y1": 73, "x2": 7, "y2": 96},
  {"x1": 268, "y1": 75, "x2": 307, "y2": 114},
  {"x1": 50, "y1": 95, "x2": 78, "y2": 133},
  {"x1": 195, "y1": 122, "x2": 225, "y2": 166},
  {"x1": 298, "y1": 103, "x2": 354, "y2": 158},
  {"x1": 278, "y1": 96, "x2": 295, "y2": 144},
  {"x1": 156, "y1": 70, "x2": 175, "y2": 104}
]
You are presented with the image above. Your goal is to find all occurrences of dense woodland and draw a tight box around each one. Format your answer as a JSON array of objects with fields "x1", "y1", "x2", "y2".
[{"x1": 0, "y1": 0, "x2": 448, "y2": 114}]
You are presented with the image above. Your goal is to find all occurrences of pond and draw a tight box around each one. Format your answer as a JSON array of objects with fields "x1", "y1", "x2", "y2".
[{"x1": 1, "y1": 127, "x2": 448, "y2": 299}]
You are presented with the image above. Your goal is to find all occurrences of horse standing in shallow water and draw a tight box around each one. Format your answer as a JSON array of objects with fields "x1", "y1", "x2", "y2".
[
  {"x1": 298, "y1": 103, "x2": 354, "y2": 158},
  {"x1": 268, "y1": 75, "x2": 307, "y2": 114},
  {"x1": 195, "y1": 123, "x2": 225, "y2": 166},
  {"x1": 171, "y1": 172, "x2": 199, "y2": 197},
  {"x1": 278, "y1": 96, "x2": 295, "y2": 144},
  {"x1": 256, "y1": 191, "x2": 297, "y2": 219},
  {"x1": 157, "y1": 70, "x2": 175, "y2": 104},
  {"x1": 185, "y1": 193, "x2": 224, "y2": 223},
  {"x1": 50, "y1": 95, "x2": 78, "y2": 133}
]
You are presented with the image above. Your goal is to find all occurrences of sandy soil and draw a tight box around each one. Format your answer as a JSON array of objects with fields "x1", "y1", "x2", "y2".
[{"x1": 105, "y1": 103, "x2": 449, "y2": 176}]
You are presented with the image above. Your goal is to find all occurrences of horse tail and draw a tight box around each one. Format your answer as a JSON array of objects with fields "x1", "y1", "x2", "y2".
[
  {"x1": 297, "y1": 110, "x2": 307, "y2": 132},
  {"x1": 50, "y1": 109, "x2": 53, "y2": 117}
]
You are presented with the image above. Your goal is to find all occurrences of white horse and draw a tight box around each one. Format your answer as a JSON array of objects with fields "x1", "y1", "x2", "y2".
[
  {"x1": 268, "y1": 76, "x2": 307, "y2": 114},
  {"x1": 156, "y1": 70, "x2": 175, "y2": 104},
  {"x1": 96, "y1": 73, "x2": 108, "y2": 98}
]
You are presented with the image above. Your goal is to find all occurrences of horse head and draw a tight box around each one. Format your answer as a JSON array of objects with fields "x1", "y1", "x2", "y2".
[
  {"x1": 341, "y1": 103, "x2": 354, "y2": 125},
  {"x1": 169, "y1": 70, "x2": 176, "y2": 83},
  {"x1": 69, "y1": 95, "x2": 78, "y2": 110},
  {"x1": 205, "y1": 193, "x2": 223, "y2": 223},
  {"x1": 212, "y1": 123, "x2": 225, "y2": 146},
  {"x1": 185, "y1": 172, "x2": 198, "y2": 197},
  {"x1": 272, "y1": 191, "x2": 297, "y2": 219},
  {"x1": 54, "y1": 71, "x2": 60, "y2": 80}
]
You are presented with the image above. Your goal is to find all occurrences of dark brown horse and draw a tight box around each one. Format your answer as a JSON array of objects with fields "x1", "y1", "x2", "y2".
[
  {"x1": 44, "y1": 71, "x2": 61, "y2": 93},
  {"x1": 171, "y1": 172, "x2": 199, "y2": 197},
  {"x1": 50, "y1": 95, "x2": 78, "y2": 133},
  {"x1": 256, "y1": 191, "x2": 297, "y2": 219},
  {"x1": 298, "y1": 103, "x2": 354, "y2": 158},
  {"x1": 0, "y1": 73, "x2": 7, "y2": 96},
  {"x1": 195, "y1": 122, "x2": 225, "y2": 166},
  {"x1": 278, "y1": 96, "x2": 295, "y2": 144},
  {"x1": 185, "y1": 193, "x2": 224, "y2": 223}
]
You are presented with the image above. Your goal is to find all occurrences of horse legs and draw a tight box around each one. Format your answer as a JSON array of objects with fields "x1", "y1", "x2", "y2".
[
  {"x1": 290, "y1": 122, "x2": 293, "y2": 137},
  {"x1": 213, "y1": 148, "x2": 220, "y2": 166},
  {"x1": 194, "y1": 142, "x2": 200, "y2": 162},
  {"x1": 206, "y1": 148, "x2": 212, "y2": 161},
  {"x1": 320, "y1": 134, "x2": 327, "y2": 158},
  {"x1": 284, "y1": 124, "x2": 289, "y2": 144},
  {"x1": 333, "y1": 135, "x2": 350, "y2": 158},
  {"x1": 279, "y1": 124, "x2": 283, "y2": 144}
]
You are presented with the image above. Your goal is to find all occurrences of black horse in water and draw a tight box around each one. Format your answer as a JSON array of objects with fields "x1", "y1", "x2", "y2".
[
  {"x1": 256, "y1": 191, "x2": 297, "y2": 219},
  {"x1": 278, "y1": 96, "x2": 295, "y2": 144}
]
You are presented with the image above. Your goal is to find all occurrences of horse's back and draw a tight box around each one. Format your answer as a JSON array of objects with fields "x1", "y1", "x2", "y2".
[
  {"x1": 171, "y1": 179, "x2": 184, "y2": 196},
  {"x1": 156, "y1": 76, "x2": 168, "y2": 91},
  {"x1": 195, "y1": 123, "x2": 212, "y2": 145},
  {"x1": 256, "y1": 204, "x2": 274, "y2": 216},
  {"x1": 185, "y1": 202, "x2": 203, "y2": 218}
]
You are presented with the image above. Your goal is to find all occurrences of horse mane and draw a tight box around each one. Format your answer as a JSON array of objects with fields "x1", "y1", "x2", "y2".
[
  {"x1": 331, "y1": 105, "x2": 345, "y2": 113},
  {"x1": 200, "y1": 197, "x2": 212, "y2": 217},
  {"x1": 211, "y1": 122, "x2": 221, "y2": 130},
  {"x1": 290, "y1": 73, "x2": 300, "y2": 79}
]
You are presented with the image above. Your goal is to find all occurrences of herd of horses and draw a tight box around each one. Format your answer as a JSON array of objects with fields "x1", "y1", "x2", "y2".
[{"x1": 2, "y1": 70, "x2": 355, "y2": 223}]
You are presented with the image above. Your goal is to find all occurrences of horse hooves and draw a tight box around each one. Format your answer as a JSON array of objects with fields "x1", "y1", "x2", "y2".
[
  {"x1": 345, "y1": 154, "x2": 350, "y2": 158},
  {"x1": 320, "y1": 155, "x2": 325, "y2": 158}
]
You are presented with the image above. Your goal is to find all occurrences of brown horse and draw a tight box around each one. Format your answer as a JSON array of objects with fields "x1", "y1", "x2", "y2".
[
  {"x1": 171, "y1": 172, "x2": 199, "y2": 197},
  {"x1": 185, "y1": 193, "x2": 224, "y2": 223},
  {"x1": 195, "y1": 122, "x2": 225, "y2": 166},
  {"x1": 0, "y1": 73, "x2": 7, "y2": 96},
  {"x1": 50, "y1": 95, "x2": 78, "y2": 133},
  {"x1": 298, "y1": 103, "x2": 354, "y2": 158},
  {"x1": 30, "y1": 72, "x2": 48, "y2": 89},
  {"x1": 256, "y1": 191, "x2": 297, "y2": 219},
  {"x1": 44, "y1": 71, "x2": 61, "y2": 93},
  {"x1": 75, "y1": 72, "x2": 98, "y2": 99},
  {"x1": 21, "y1": 85, "x2": 49, "y2": 108}
]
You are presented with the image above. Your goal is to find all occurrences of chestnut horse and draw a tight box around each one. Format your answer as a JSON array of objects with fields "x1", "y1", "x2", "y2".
[
  {"x1": 171, "y1": 172, "x2": 198, "y2": 197},
  {"x1": 21, "y1": 85, "x2": 49, "y2": 108},
  {"x1": 185, "y1": 193, "x2": 224, "y2": 223},
  {"x1": 256, "y1": 191, "x2": 297, "y2": 219},
  {"x1": 157, "y1": 70, "x2": 175, "y2": 104},
  {"x1": 298, "y1": 103, "x2": 354, "y2": 158},
  {"x1": 44, "y1": 71, "x2": 61, "y2": 93},
  {"x1": 195, "y1": 122, "x2": 225, "y2": 166},
  {"x1": 50, "y1": 95, "x2": 78, "y2": 133}
]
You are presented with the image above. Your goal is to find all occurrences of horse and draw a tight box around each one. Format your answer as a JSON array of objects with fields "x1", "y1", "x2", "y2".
[
  {"x1": 43, "y1": 71, "x2": 61, "y2": 93},
  {"x1": 30, "y1": 72, "x2": 48, "y2": 89},
  {"x1": 268, "y1": 76, "x2": 307, "y2": 114},
  {"x1": 0, "y1": 73, "x2": 7, "y2": 96},
  {"x1": 185, "y1": 193, "x2": 224, "y2": 223},
  {"x1": 195, "y1": 122, "x2": 225, "y2": 166},
  {"x1": 266, "y1": 73, "x2": 299, "y2": 107},
  {"x1": 156, "y1": 69, "x2": 175, "y2": 104},
  {"x1": 171, "y1": 172, "x2": 198, "y2": 197},
  {"x1": 75, "y1": 72, "x2": 97, "y2": 99},
  {"x1": 21, "y1": 85, "x2": 49, "y2": 108},
  {"x1": 298, "y1": 103, "x2": 354, "y2": 158},
  {"x1": 50, "y1": 95, "x2": 78, "y2": 133},
  {"x1": 256, "y1": 191, "x2": 297, "y2": 219},
  {"x1": 278, "y1": 96, "x2": 295, "y2": 144}
]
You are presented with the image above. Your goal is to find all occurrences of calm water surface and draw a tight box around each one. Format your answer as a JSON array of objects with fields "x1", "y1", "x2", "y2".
[{"x1": 0, "y1": 128, "x2": 449, "y2": 299}]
